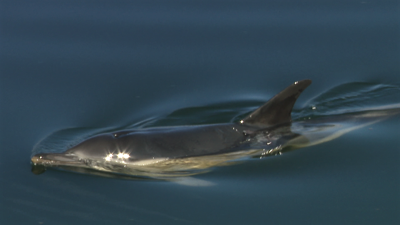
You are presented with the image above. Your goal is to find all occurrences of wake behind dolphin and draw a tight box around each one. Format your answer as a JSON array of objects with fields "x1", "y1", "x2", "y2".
[{"x1": 31, "y1": 80, "x2": 400, "y2": 180}]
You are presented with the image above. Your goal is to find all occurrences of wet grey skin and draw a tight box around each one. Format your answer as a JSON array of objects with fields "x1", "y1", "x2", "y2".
[{"x1": 30, "y1": 80, "x2": 398, "y2": 179}]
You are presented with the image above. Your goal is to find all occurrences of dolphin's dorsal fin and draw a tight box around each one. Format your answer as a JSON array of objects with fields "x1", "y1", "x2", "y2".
[{"x1": 241, "y1": 80, "x2": 312, "y2": 128}]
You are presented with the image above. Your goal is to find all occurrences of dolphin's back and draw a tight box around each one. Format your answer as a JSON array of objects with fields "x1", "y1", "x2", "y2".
[{"x1": 114, "y1": 124, "x2": 247, "y2": 160}]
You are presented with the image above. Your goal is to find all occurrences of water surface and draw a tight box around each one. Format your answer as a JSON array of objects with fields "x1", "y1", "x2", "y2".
[{"x1": 1, "y1": 1, "x2": 399, "y2": 224}]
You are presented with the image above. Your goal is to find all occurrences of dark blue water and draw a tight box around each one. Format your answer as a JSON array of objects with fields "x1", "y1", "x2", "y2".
[{"x1": 1, "y1": 1, "x2": 399, "y2": 224}]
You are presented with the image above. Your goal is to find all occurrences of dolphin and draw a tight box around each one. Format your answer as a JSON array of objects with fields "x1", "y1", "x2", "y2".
[{"x1": 31, "y1": 80, "x2": 399, "y2": 180}]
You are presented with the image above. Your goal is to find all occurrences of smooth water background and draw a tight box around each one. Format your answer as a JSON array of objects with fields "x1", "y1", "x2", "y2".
[{"x1": 1, "y1": 1, "x2": 399, "y2": 224}]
